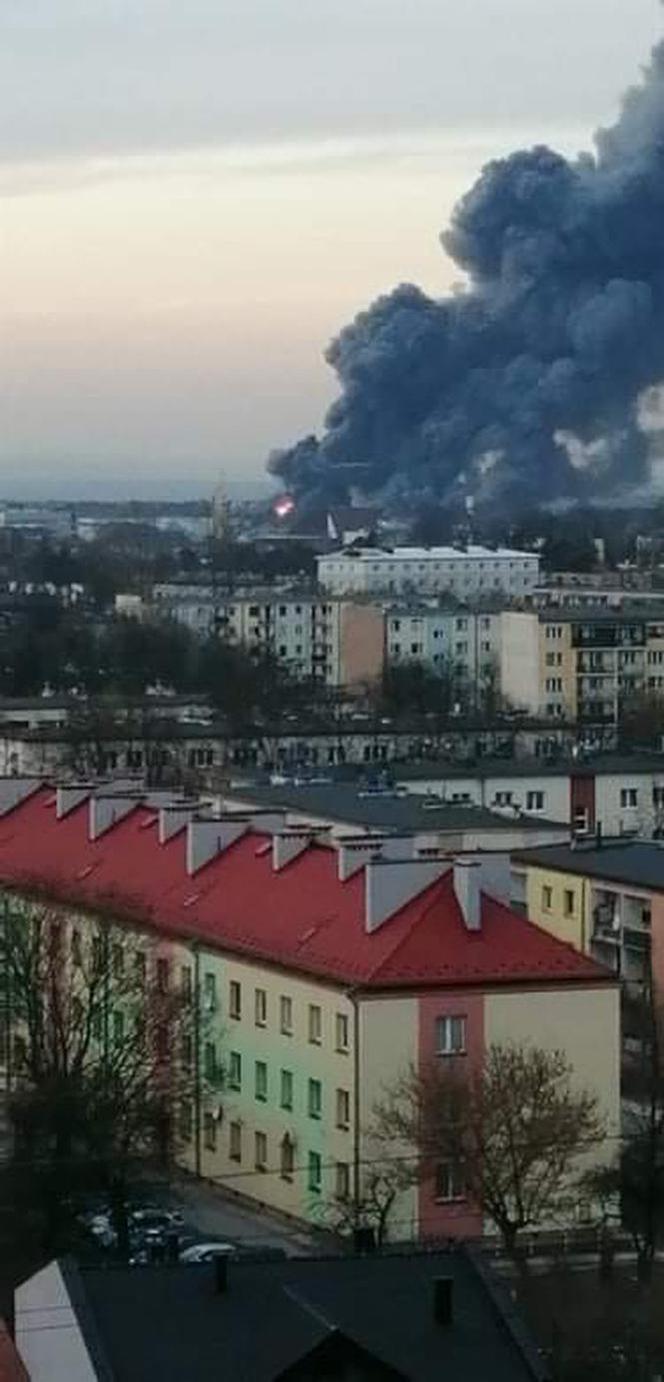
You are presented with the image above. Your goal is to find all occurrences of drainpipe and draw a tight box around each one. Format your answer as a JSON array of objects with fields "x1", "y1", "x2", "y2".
[
  {"x1": 351, "y1": 990, "x2": 361, "y2": 1225},
  {"x1": 193, "y1": 943, "x2": 202, "y2": 1179}
]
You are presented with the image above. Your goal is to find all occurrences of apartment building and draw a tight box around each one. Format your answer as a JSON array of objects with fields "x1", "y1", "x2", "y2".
[
  {"x1": 396, "y1": 754, "x2": 664, "y2": 839},
  {"x1": 317, "y1": 546, "x2": 540, "y2": 599},
  {"x1": 501, "y1": 608, "x2": 664, "y2": 721},
  {"x1": 0, "y1": 780, "x2": 618, "y2": 1241},
  {"x1": 512, "y1": 840, "x2": 664, "y2": 998},
  {"x1": 151, "y1": 586, "x2": 385, "y2": 691},
  {"x1": 384, "y1": 604, "x2": 501, "y2": 694}
]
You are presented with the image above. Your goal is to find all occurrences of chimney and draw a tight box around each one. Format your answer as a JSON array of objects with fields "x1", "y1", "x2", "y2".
[
  {"x1": 186, "y1": 817, "x2": 248, "y2": 875},
  {"x1": 56, "y1": 784, "x2": 92, "y2": 819},
  {"x1": 158, "y1": 803, "x2": 196, "y2": 844},
  {"x1": 337, "y1": 833, "x2": 414, "y2": 882},
  {"x1": 0, "y1": 778, "x2": 41, "y2": 816},
  {"x1": 89, "y1": 792, "x2": 137, "y2": 841},
  {"x1": 214, "y1": 1255, "x2": 229, "y2": 1295},
  {"x1": 365, "y1": 858, "x2": 446, "y2": 932},
  {"x1": 433, "y1": 1276, "x2": 453, "y2": 1326},
  {"x1": 453, "y1": 858, "x2": 481, "y2": 931},
  {"x1": 272, "y1": 829, "x2": 314, "y2": 872}
]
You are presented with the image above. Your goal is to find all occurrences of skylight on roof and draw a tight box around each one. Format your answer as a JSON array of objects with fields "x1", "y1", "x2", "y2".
[{"x1": 183, "y1": 893, "x2": 200, "y2": 908}]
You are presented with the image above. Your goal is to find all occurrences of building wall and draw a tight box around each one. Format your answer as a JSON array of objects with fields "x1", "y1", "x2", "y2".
[
  {"x1": 357, "y1": 995, "x2": 419, "y2": 1238},
  {"x1": 192, "y1": 950, "x2": 356, "y2": 1224},
  {"x1": 523, "y1": 863, "x2": 588, "y2": 951},
  {"x1": 339, "y1": 602, "x2": 385, "y2": 689},
  {"x1": 398, "y1": 769, "x2": 570, "y2": 824},
  {"x1": 500, "y1": 613, "x2": 541, "y2": 713},
  {"x1": 484, "y1": 985, "x2": 621, "y2": 1191},
  {"x1": 417, "y1": 989, "x2": 484, "y2": 1239}
]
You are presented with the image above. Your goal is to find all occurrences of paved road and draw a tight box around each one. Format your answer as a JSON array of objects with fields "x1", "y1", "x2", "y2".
[{"x1": 164, "y1": 1176, "x2": 334, "y2": 1258}]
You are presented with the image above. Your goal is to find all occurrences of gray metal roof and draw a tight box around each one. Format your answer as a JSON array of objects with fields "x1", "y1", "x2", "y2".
[
  {"x1": 394, "y1": 754, "x2": 664, "y2": 782},
  {"x1": 512, "y1": 840, "x2": 664, "y2": 890},
  {"x1": 226, "y1": 781, "x2": 564, "y2": 833}
]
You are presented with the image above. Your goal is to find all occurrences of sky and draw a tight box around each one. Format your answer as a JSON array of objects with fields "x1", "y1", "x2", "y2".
[{"x1": 1, "y1": 0, "x2": 663, "y2": 499}]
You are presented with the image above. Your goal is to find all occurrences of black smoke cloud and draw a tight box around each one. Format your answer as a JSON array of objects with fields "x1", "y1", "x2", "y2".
[{"x1": 269, "y1": 38, "x2": 664, "y2": 511}]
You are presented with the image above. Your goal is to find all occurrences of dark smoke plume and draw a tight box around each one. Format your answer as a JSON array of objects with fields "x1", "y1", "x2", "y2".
[{"x1": 269, "y1": 39, "x2": 664, "y2": 511}]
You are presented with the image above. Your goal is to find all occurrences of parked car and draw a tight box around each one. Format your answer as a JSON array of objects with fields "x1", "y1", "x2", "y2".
[{"x1": 179, "y1": 1241, "x2": 235, "y2": 1264}]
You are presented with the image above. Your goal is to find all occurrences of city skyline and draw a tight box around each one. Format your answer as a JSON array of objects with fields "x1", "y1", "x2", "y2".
[{"x1": 1, "y1": 0, "x2": 662, "y2": 498}]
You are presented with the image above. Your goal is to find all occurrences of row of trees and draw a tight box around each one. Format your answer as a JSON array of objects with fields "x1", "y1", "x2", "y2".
[{"x1": 0, "y1": 893, "x2": 211, "y2": 1258}]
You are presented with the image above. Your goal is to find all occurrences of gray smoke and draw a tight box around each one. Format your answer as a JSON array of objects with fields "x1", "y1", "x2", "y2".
[{"x1": 269, "y1": 38, "x2": 664, "y2": 511}]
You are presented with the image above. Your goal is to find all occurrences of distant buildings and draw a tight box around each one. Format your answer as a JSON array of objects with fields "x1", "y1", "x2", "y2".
[
  {"x1": 317, "y1": 546, "x2": 540, "y2": 599},
  {"x1": 501, "y1": 607, "x2": 664, "y2": 721}
]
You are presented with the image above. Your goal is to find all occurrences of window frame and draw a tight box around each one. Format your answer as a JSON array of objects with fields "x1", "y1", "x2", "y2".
[{"x1": 435, "y1": 1014, "x2": 467, "y2": 1057}]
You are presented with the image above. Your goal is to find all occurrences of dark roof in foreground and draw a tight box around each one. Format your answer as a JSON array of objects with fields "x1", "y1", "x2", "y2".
[
  {"x1": 225, "y1": 782, "x2": 567, "y2": 833},
  {"x1": 63, "y1": 1250, "x2": 548, "y2": 1382},
  {"x1": 512, "y1": 840, "x2": 664, "y2": 891}
]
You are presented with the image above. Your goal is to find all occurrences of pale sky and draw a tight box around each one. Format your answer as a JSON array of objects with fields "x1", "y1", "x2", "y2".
[{"x1": 1, "y1": 0, "x2": 663, "y2": 498}]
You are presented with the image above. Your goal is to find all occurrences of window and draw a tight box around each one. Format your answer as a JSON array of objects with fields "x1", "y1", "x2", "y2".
[
  {"x1": 134, "y1": 950, "x2": 146, "y2": 986},
  {"x1": 308, "y1": 1004, "x2": 322, "y2": 1045},
  {"x1": 564, "y1": 889, "x2": 575, "y2": 918},
  {"x1": 280, "y1": 1069, "x2": 294, "y2": 1110},
  {"x1": 229, "y1": 1121, "x2": 242, "y2": 1162},
  {"x1": 335, "y1": 1162, "x2": 350, "y2": 1201},
  {"x1": 112, "y1": 1010, "x2": 124, "y2": 1044},
  {"x1": 229, "y1": 1051, "x2": 242, "y2": 1090},
  {"x1": 308, "y1": 1150, "x2": 322, "y2": 1194},
  {"x1": 255, "y1": 988, "x2": 267, "y2": 1027},
  {"x1": 308, "y1": 1078, "x2": 322, "y2": 1120},
  {"x1": 435, "y1": 1015, "x2": 466, "y2": 1056},
  {"x1": 181, "y1": 964, "x2": 192, "y2": 1000},
  {"x1": 336, "y1": 1088, "x2": 350, "y2": 1130},
  {"x1": 156, "y1": 1024, "x2": 169, "y2": 1059},
  {"x1": 156, "y1": 957, "x2": 169, "y2": 993},
  {"x1": 71, "y1": 928, "x2": 82, "y2": 966},
  {"x1": 181, "y1": 1033, "x2": 193, "y2": 1071},
  {"x1": 203, "y1": 972, "x2": 217, "y2": 1011},
  {"x1": 435, "y1": 1160, "x2": 466, "y2": 1202},
  {"x1": 335, "y1": 1013, "x2": 349, "y2": 1053},
  {"x1": 526, "y1": 791, "x2": 544, "y2": 812},
  {"x1": 203, "y1": 1113, "x2": 216, "y2": 1152},
  {"x1": 180, "y1": 1100, "x2": 193, "y2": 1142},
  {"x1": 204, "y1": 1041, "x2": 217, "y2": 1081},
  {"x1": 255, "y1": 1060, "x2": 268, "y2": 1102},
  {"x1": 280, "y1": 995, "x2": 293, "y2": 1035},
  {"x1": 621, "y1": 788, "x2": 638, "y2": 809},
  {"x1": 494, "y1": 791, "x2": 513, "y2": 807},
  {"x1": 542, "y1": 884, "x2": 553, "y2": 910},
  {"x1": 280, "y1": 1135, "x2": 295, "y2": 1181},
  {"x1": 229, "y1": 980, "x2": 241, "y2": 1019},
  {"x1": 255, "y1": 1131, "x2": 268, "y2": 1171}
]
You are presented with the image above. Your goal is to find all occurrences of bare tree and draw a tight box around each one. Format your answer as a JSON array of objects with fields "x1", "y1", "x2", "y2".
[
  {"x1": 318, "y1": 1160, "x2": 405, "y2": 1250},
  {"x1": 590, "y1": 956, "x2": 664, "y2": 1281},
  {"x1": 0, "y1": 891, "x2": 218, "y2": 1254},
  {"x1": 374, "y1": 1042, "x2": 603, "y2": 1257}
]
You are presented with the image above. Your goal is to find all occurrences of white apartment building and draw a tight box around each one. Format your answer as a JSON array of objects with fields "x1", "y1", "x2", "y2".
[
  {"x1": 317, "y1": 546, "x2": 540, "y2": 598},
  {"x1": 385, "y1": 604, "x2": 502, "y2": 693}
]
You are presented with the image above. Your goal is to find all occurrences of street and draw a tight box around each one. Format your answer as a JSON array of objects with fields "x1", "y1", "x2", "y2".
[{"x1": 163, "y1": 1174, "x2": 334, "y2": 1258}]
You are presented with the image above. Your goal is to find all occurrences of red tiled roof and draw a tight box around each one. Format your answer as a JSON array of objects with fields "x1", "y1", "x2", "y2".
[{"x1": 0, "y1": 787, "x2": 610, "y2": 992}]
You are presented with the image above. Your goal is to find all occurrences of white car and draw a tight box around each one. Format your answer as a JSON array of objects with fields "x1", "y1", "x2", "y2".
[{"x1": 179, "y1": 1241, "x2": 235, "y2": 1264}]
